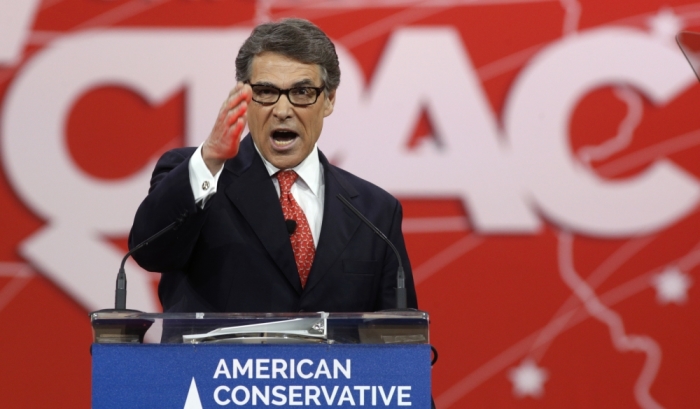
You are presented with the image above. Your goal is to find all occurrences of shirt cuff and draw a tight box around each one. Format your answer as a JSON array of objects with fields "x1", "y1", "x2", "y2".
[{"x1": 188, "y1": 143, "x2": 223, "y2": 208}]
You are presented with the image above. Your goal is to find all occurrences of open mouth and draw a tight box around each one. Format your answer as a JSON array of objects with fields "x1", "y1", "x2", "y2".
[{"x1": 271, "y1": 130, "x2": 299, "y2": 148}]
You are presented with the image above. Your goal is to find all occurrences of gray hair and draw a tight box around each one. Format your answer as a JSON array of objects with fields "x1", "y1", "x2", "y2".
[{"x1": 235, "y1": 18, "x2": 340, "y2": 92}]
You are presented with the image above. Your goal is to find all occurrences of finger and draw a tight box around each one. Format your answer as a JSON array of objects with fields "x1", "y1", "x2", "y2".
[
  {"x1": 219, "y1": 83, "x2": 247, "y2": 110},
  {"x1": 241, "y1": 83, "x2": 253, "y2": 102},
  {"x1": 226, "y1": 83, "x2": 251, "y2": 105},
  {"x1": 220, "y1": 87, "x2": 237, "y2": 109},
  {"x1": 225, "y1": 102, "x2": 247, "y2": 126},
  {"x1": 231, "y1": 118, "x2": 246, "y2": 139},
  {"x1": 223, "y1": 90, "x2": 249, "y2": 112},
  {"x1": 223, "y1": 118, "x2": 246, "y2": 149},
  {"x1": 228, "y1": 82, "x2": 244, "y2": 96}
]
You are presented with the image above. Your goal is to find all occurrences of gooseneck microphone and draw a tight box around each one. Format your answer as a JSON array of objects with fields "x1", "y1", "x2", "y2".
[
  {"x1": 285, "y1": 219, "x2": 297, "y2": 235},
  {"x1": 115, "y1": 217, "x2": 183, "y2": 310},
  {"x1": 336, "y1": 194, "x2": 407, "y2": 310}
]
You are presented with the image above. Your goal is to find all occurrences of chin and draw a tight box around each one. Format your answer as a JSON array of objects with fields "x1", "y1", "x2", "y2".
[{"x1": 270, "y1": 156, "x2": 302, "y2": 170}]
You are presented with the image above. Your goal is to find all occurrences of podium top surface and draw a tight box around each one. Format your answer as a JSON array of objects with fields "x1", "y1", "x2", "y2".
[
  {"x1": 90, "y1": 310, "x2": 428, "y2": 321},
  {"x1": 90, "y1": 310, "x2": 430, "y2": 345}
]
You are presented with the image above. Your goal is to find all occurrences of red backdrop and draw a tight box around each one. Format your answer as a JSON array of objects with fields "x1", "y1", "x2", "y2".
[{"x1": 2, "y1": 0, "x2": 700, "y2": 407}]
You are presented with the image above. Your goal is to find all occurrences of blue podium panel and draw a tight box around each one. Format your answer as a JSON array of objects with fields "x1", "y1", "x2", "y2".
[{"x1": 92, "y1": 344, "x2": 431, "y2": 408}]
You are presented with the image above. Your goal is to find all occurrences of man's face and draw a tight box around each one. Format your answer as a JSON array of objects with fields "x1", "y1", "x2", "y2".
[{"x1": 246, "y1": 52, "x2": 336, "y2": 169}]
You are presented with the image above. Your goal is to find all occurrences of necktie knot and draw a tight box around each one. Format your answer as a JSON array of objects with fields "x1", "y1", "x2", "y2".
[{"x1": 277, "y1": 170, "x2": 299, "y2": 195}]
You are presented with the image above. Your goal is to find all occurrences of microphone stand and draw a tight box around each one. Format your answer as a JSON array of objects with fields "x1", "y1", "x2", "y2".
[{"x1": 337, "y1": 194, "x2": 408, "y2": 310}]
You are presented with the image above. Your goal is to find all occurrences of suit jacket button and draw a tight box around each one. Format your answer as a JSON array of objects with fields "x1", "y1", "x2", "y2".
[{"x1": 298, "y1": 309, "x2": 305, "y2": 312}]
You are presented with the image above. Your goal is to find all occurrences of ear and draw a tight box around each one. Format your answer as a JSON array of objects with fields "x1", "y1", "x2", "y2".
[{"x1": 323, "y1": 89, "x2": 336, "y2": 117}]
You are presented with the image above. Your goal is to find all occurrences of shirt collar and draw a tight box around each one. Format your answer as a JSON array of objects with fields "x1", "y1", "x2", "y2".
[{"x1": 254, "y1": 142, "x2": 323, "y2": 198}]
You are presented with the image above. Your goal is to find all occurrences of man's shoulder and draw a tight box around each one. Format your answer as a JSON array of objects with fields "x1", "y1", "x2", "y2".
[
  {"x1": 153, "y1": 147, "x2": 199, "y2": 169},
  {"x1": 161, "y1": 146, "x2": 197, "y2": 160},
  {"x1": 326, "y1": 162, "x2": 400, "y2": 206}
]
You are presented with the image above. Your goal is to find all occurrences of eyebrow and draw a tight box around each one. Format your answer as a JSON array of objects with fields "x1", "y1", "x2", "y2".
[
  {"x1": 291, "y1": 79, "x2": 317, "y2": 87},
  {"x1": 252, "y1": 79, "x2": 319, "y2": 88}
]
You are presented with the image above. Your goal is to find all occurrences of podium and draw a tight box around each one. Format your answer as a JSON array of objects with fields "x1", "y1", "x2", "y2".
[{"x1": 90, "y1": 310, "x2": 431, "y2": 408}]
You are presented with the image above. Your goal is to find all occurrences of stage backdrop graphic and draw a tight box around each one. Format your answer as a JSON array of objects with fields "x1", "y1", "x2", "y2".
[{"x1": 1, "y1": 0, "x2": 700, "y2": 407}]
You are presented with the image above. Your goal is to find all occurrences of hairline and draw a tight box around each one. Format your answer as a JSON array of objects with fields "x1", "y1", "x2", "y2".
[{"x1": 243, "y1": 52, "x2": 333, "y2": 95}]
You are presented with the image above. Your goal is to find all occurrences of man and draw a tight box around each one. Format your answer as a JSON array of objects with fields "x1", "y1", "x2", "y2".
[{"x1": 129, "y1": 18, "x2": 417, "y2": 313}]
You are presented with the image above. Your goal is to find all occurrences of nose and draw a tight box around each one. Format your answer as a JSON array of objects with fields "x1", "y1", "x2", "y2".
[{"x1": 272, "y1": 94, "x2": 293, "y2": 121}]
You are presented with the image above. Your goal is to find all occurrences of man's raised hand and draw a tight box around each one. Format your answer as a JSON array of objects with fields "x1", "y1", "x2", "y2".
[{"x1": 202, "y1": 82, "x2": 252, "y2": 175}]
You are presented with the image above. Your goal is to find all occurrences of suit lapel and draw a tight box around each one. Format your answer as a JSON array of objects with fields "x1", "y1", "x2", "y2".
[
  {"x1": 303, "y1": 153, "x2": 360, "y2": 294},
  {"x1": 223, "y1": 136, "x2": 302, "y2": 294}
]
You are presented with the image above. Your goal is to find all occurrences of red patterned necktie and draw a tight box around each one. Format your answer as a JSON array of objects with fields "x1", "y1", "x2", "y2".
[{"x1": 276, "y1": 170, "x2": 315, "y2": 288}]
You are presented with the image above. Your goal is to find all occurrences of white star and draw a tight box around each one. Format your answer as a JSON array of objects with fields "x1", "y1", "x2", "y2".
[
  {"x1": 652, "y1": 267, "x2": 693, "y2": 305},
  {"x1": 508, "y1": 358, "x2": 548, "y2": 398},
  {"x1": 648, "y1": 7, "x2": 684, "y2": 44}
]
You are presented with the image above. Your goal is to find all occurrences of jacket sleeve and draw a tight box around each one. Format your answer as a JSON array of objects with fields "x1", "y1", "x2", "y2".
[{"x1": 128, "y1": 148, "x2": 210, "y2": 272}]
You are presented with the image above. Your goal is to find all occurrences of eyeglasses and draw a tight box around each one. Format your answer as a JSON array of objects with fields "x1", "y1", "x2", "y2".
[{"x1": 247, "y1": 82, "x2": 325, "y2": 106}]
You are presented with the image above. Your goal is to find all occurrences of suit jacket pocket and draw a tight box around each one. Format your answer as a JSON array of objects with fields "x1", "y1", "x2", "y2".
[{"x1": 337, "y1": 260, "x2": 381, "y2": 310}]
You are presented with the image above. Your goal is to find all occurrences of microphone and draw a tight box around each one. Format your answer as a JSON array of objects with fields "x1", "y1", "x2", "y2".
[
  {"x1": 285, "y1": 219, "x2": 297, "y2": 235},
  {"x1": 336, "y1": 194, "x2": 407, "y2": 310},
  {"x1": 115, "y1": 216, "x2": 184, "y2": 310}
]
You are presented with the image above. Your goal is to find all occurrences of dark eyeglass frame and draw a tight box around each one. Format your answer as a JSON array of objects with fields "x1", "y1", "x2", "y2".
[{"x1": 246, "y1": 82, "x2": 325, "y2": 106}]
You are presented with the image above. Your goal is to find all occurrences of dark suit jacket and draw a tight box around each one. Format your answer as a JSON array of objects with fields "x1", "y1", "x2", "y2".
[{"x1": 129, "y1": 135, "x2": 417, "y2": 313}]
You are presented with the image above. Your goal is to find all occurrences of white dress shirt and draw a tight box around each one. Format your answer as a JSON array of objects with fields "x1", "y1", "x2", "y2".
[{"x1": 188, "y1": 140, "x2": 325, "y2": 247}]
